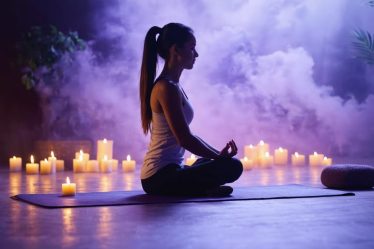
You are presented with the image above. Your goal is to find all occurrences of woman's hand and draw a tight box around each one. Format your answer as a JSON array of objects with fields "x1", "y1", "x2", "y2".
[{"x1": 219, "y1": 139, "x2": 238, "y2": 158}]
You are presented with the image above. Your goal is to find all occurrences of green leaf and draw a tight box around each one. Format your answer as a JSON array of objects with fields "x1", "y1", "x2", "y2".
[{"x1": 352, "y1": 29, "x2": 374, "y2": 65}]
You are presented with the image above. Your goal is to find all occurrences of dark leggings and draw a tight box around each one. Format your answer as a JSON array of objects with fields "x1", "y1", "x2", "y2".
[{"x1": 141, "y1": 157, "x2": 243, "y2": 196}]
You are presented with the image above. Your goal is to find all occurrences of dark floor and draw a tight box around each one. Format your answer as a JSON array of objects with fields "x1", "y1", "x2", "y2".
[{"x1": 1, "y1": 158, "x2": 374, "y2": 249}]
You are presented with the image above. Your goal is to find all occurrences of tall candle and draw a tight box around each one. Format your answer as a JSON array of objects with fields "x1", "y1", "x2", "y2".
[
  {"x1": 100, "y1": 155, "x2": 112, "y2": 173},
  {"x1": 122, "y1": 155, "x2": 136, "y2": 172},
  {"x1": 309, "y1": 152, "x2": 324, "y2": 167},
  {"x1": 40, "y1": 159, "x2": 52, "y2": 175},
  {"x1": 97, "y1": 139, "x2": 113, "y2": 161},
  {"x1": 322, "y1": 156, "x2": 333, "y2": 166},
  {"x1": 186, "y1": 154, "x2": 197, "y2": 166},
  {"x1": 73, "y1": 154, "x2": 85, "y2": 173},
  {"x1": 9, "y1": 156, "x2": 22, "y2": 172},
  {"x1": 291, "y1": 152, "x2": 305, "y2": 166},
  {"x1": 62, "y1": 177, "x2": 76, "y2": 196},
  {"x1": 48, "y1": 151, "x2": 57, "y2": 173},
  {"x1": 240, "y1": 157, "x2": 254, "y2": 170},
  {"x1": 86, "y1": 160, "x2": 99, "y2": 172},
  {"x1": 274, "y1": 147, "x2": 288, "y2": 165},
  {"x1": 26, "y1": 155, "x2": 39, "y2": 174},
  {"x1": 244, "y1": 144, "x2": 257, "y2": 162}
]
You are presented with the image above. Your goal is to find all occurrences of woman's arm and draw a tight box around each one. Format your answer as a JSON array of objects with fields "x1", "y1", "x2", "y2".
[
  {"x1": 156, "y1": 81, "x2": 220, "y2": 159},
  {"x1": 195, "y1": 136, "x2": 220, "y2": 154}
]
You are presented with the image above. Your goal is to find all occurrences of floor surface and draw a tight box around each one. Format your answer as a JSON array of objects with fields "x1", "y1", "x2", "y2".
[{"x1": 1, "y1": 158, "x2": 374, "y2": 249}]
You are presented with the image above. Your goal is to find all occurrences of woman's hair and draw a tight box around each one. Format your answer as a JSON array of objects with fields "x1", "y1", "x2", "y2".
[{"x1": 140, "y1": 23, "x2": 193, "y2": 134}]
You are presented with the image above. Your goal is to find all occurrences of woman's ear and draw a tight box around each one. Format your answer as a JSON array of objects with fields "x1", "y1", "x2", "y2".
[{"x1": 169, "y1": 44, "x2": 180, "y2": 57}]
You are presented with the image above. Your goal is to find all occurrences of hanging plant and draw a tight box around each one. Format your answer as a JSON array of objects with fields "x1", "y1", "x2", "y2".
[
  {"x1": 15, "y1": 25, "x2": 86, "y2": 89},
  {"x1": 352, "y1": 29, "x2": 374, "y2": 65}
]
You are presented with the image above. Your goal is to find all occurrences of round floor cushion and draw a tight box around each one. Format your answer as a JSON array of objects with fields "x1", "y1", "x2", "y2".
[{"x1": 321, "y1": 164, "x2": 374, "y2": 189}]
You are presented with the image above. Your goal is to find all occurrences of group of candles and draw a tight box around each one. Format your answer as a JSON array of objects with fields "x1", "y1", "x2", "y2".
[
  {"x1": 9, "y1": 139, "x2": 137, "y2": 174},
  {"x1": 237, "y1": 140, "x2": 332, "y2": 170}
]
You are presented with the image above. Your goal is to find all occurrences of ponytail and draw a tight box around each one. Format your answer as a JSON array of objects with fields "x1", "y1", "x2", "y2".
[{"x1": 140, "y1": 26, "x2": 161, "y2": 134}]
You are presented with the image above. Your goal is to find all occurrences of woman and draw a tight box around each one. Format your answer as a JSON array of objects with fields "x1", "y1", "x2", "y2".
[{"x1": 140, "y1": 23, "x2": 243, "y2": 196}]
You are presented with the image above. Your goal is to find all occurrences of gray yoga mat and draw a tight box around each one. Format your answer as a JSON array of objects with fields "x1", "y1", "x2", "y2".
[{"x1": 11, "y1": 184, "x2": 354, "y2": 208}]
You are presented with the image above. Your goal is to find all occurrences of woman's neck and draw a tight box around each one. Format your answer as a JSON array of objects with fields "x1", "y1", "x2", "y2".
[{"x1": 159, "y1": 62, "x2": 183, "y2": 83}]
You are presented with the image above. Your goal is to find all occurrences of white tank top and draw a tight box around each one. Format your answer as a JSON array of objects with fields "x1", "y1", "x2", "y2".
[{"x1": 141, "y1": 81, "x2": 194, "y2": 179}]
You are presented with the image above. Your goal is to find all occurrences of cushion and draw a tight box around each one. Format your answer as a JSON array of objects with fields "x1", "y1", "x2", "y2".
[{"x1": 321, "y1": 164, "x2": 374, "y2": 189}]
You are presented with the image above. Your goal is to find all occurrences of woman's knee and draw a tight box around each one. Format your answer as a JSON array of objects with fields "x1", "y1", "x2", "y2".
[{"x1": 219, "y1": 157, "x2": 243, "y2": 183}]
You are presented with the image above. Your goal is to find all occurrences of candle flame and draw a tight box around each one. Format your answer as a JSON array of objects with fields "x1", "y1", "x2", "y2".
[
  {"x1": 314, "y1": 152, "x2": 317, "y2": 155},
  {"x1": 66, "y1": 177, "x2": 70, "y2": 184},
  {"x1": 13, "y1": 156, "x2": 16, "y2": 159},
  {"x1": 191, "y1": 154, "x2": 196, "y2": 159},
  {"x1": 324, "y1": 156, "x2": 327, "y2": 160},
  {"x1": 244, "y1": 156, "x2": 248, "y2": 161},
  {"x1": 127, "y1": 154, "x2": 131, "y2": 161},
  {"x1": 51, "y1": 151, "x2": 55, "y2": 157},
  {"x1": 279, "y1": 147, "x2": 283, "y2": 151},
  {"x1": 44, "y1": 159, "x2": 48, "y2": 162},
  {"x1": 31, "y1": 155, "x2": 34, "y2": 164},
  {"x1": 103, "y1": 155, "x2": 108, "y2": 161},
  {"x1": 248, "y1": 144, "x2": 253, "y2": 148},
  {"x1": 80, "y1": 149, "x2": 83, "y2": 154},
  {"x1": 103, "y1": 138, "x2": 107, "y2": 143},
  {"x1": 259, "y1": 140, "x2": 264, "y2": 145},
  {"x1": 265, "y1": 152, "x2": 269, "y2": 157},
  {"x1": 295, "y1": 152, "x2": 299, "y2": 157},
  {"x1": 79, "y1": 154, "x2": 83, "y2": 161}
]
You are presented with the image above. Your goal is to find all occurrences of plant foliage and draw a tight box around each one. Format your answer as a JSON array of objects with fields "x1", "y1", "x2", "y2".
[
  {"x1": 16, "y1": 25, "x2": 86, "y2": 89},
  {"x1": 352, "y1": 29, "x2": 374, "y2": 65}
]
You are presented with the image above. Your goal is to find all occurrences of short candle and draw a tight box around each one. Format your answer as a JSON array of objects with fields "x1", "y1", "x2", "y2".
[
  {"x1": 9, "y1": 156, "x2": 22, "y2": 172},
  {"x1": 244, "y1": 144, "x2": 257, "y2": 163},
  {"x1": 322, "y1": 156, "x2": 333, "y2": 166},
  {"x1": 100, "y1": 155, "x2": 112, "y2": 173},
  {"x1": 26, "y1": 155, "x2": 39, "y2": 174},
  {"x1": 40, "y1": 159, "x2": 52, "y2": 175},
  {"x1": 274, "y1": 147, "x2": 288, "y2": 165},
  {"x1": 291, "y1": 152, "x2": 305, "y2": 166},
  {"x1": 122, "y1": 155, "x2": 136, "y2": 172},
  {"x1": 186, "y1": 154, "x2": 197, "y2": 166},
  {"x1": 259, "y1": 152, "x2": 273, "y2": 168},
  {"x1": 62, "y1": 177, "x2": 76, "y2": 196},
  {"x1": 240, "y1": 156, "x2": 254, "y2": 170},
  {"x1": 73, "y1": 154, "x2": 85, "y2": 173},
  {"x1": 309, "y1": 152, "x2": 324, "y2": 167},
  {"x1": 86, "y1": 160, "x2": 99, "y2": 172}
]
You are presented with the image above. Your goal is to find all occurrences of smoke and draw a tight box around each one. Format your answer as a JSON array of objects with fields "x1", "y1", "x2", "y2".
[{"x1": 42, "y1": 0, "x2": 374, "y2": 161}]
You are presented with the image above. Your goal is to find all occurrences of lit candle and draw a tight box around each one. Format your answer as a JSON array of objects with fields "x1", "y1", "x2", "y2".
[
  {"x1": 244, "y1": 144, "x2": 257, "y2": 163},
  {"x1": 291, "y1": 152, "x2": 305, "y2": 166},
  {"x1": 73, "y1": 154, "x2": 85, "y2": 173},
  {"x1": 48, "y1": 151, "x2": 57, "y2": 173},
  {"x1": 100, "y1": 155, "x2": 112, "y2": 173},
  {"x1": 186, "y1": 154, "x2": 197, "y2": 166},
  {"x1": 274, "y1": 147, "x2": 288, "y2": 165},
  {"x1": 322, "y1": 156, "x2": 333, "y2": 166},
  {"x1": 256, "y1": 140, "x2": 269, "y2": 158},
  {"x1": 259, "y1": 152, "x2": 273, "y2": 168},
  {"x1": 97, "y1": 139, "x2": 113, "y2": 161},
  {"x1": 56, "y1": 159, "x2": 64, "y2": 171},
  {"x1": 122, "y1": 155, "x2": 136, "y2": 172},
  {"x1": 61, "y1": 177, "x2": 76, "y2": 196},
  {"x1": 75, "y1": 149, "x2": 90, "y2": 162},
  {"x1": 86, "y1": 160, "x2": 99, "y2": 172},
  {"x1": 309, "y1": 152, "x2": 324, "y2": 167},
  {"x1": 9, "y1": 156, "x2": 22, "y2": 172},
  {"x1": 40, "y1": 158, "x2": 52, "y2": 175},
  {"x1": 240, "y1": 156, "x2": 254, "y2": 170},
  {"x1": 26, "y1": 155, "x2": 39, "y2": 174}
]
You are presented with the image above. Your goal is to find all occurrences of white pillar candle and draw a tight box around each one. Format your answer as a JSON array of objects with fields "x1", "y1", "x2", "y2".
[
  {"x1": 122, "y1": 155, "x2": 136, "y2": 172},
  {"x1": 73, "y1": 154, "x2": 85, "y2": 173},
  {"x1": 62, "y1": 177, "x2": 76, "y2": 196},
  {"x1": 274, "y1": 147, "x2": 288, "y2": 165},
  {"x1": 86, "y1": 160, "x2": 99, "y2": 172},
  {"x1": 9, "y1": 156, "x2": 22, "y2": 172},
  {"x1": 75, "y1": 149, "x2": 90, "y2": 161},
  {"x1": 244, "y1": 144, "x2": 257, "y2": 162},
  {"x1": 240, "y1": 157, "x2": 254, "y2": 170},
  {"x1": 309, "y1": 152, "x2": 324, "y2": 167},
  {"x1": 56, "y1": 160, "x2": 64, "y2": 171},
  {"x1": 26, "y1": 155, "x2": 39, "y2": 174},
  {"x1": 291, "y1": 152, "x2": 305, "y2": 166},
  {"x1": 256, "y1": 140, "x2": 269, "y2": 164},
  {"x1": 97, "y1": 139, "x2": 113, "y2": 161},
  {"x1": 40, "y1": 159, "x2": 52, "y2": 175},
  {"x1": 48, "y1": 151, "x2": 57, "y2": 173},
  {"x1": 322, "y1": 156, "x2": 333, "y2": 166},
  {"x1": 259, "y1": 152, "x2": 273, "y2": 168},
  {"x1": 186, "y1": 154, "x2": 197, "y2": 166},
  {"x1": 100, "y1": 155, "x2": 112, "y2": 173}
]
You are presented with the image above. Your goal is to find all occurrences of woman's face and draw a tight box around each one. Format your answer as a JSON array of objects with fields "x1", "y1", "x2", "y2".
[{"x1": 177, "y1": 35, "x2": 199, "y2": 70}]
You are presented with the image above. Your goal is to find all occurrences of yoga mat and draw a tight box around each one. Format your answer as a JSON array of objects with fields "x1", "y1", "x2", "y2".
[{"x1": 11, "y1": 184, "x2": 354, "y2": 209}]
